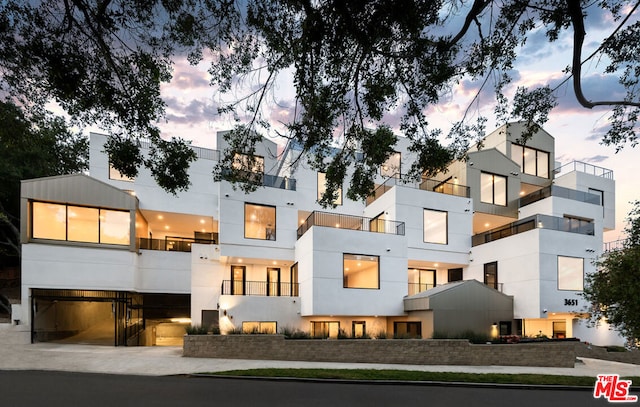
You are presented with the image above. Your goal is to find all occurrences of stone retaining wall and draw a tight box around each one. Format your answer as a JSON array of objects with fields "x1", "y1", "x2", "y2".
[{"x1": 183, "y1": 335, "x2": 576, "y2": 367}]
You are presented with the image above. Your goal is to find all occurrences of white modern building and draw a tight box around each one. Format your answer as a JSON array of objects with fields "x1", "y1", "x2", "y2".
[{"x1": 15, "y1": 123, "x2": 623, "y2": 346}]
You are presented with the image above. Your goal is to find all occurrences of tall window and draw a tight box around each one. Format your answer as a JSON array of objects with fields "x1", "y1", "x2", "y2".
[
  {"x1": 31, "y1": 201, "x2": 130, "y2": 245},
  {"x1": 558, "y1": 256, "x2": 584, "y2": 291},
  {"x1": 290, "y1": 263, "x2": 299, "y2": 296},
  {"x1": 311, "y1": 321, "x2": 340, "y2": 338},
  {"x1": 231, "y1": 265, "x2": 246, "y2": 295},
  {"x1": 408, "y1": 268, "x2": 435, "y2": 295},
  {"x1": 480, "y1": 172, "x2": 507, "y2": 206},
  {"x1": 352, "y1": 321, "x2": 366, "y2": 338},
  {"x1": 370, "y1": 212, "x2": 386, "y2": 233},
  {"x1": 343, "y1": 254, "x2": 379, "y2": 289},
  {"x1": 511, "y1": 144, "x2": 549, "y2": 178},
  {"x1": 317, "y1": 172, "x2": 342, "y2": 205},
  {"x1": 448, "y1": 268, "x2": 463, "y2": 282},
  {"x1": 381, "y1": 151, "x2": 401, "y2": 178},
  {"x1": 484, "y1": 261, "x2": 498, "y2": 290},
  {"x1": 423, "y1": 209, "x2": 447, "y2": 244},
  {"x1": 267, "y1": 267, "x2": 280, "y2": 296},
  {"x1": 244, "y1": 203, "x2": 276, "y2": 240}
]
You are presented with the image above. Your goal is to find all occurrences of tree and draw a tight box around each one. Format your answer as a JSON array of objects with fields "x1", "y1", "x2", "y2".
[
  {"x1": 583, "y1": 201, "x2": 640, "y2": 344},
  {"x1": 1, "y1": 1, "x2": 639, "y2": 202},
  {"x1": 0, "y1": 101, "x2": 89, "y2": 259}
]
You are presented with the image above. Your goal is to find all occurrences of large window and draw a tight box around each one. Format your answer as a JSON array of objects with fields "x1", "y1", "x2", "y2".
[
  {"x1": 244, "y1": 203, "x2": 276, "y2": 240},
  {"x1": 232, "y1": 153, "x2": 264, "y2": 183},
  {"x1": 484, "y1": 261, "x2": 498, "y2": 290},
  {"x1": 311, "y1": 321, "x2": 340, "y2": 338},
  {"x1": 31, "y1": 201, "x2": 130, "y2": 245},
  {"x1": 423, "y1": 209, "x2": 447, "y2": 244},
  {"x1": 242, "y1": 321, "x2": 276, "y2": 334},
  {"x1": 448, "y1": 268, "x2": 463, "y2": 282},
  {"x1": 408, "y1": 268, "x2": 435, "y2": 295},
  {"x1": 317, "y1": 172, "x2": 342, "y2": 205},
  {"x1": 393, "y1": 321, "x2": 422, "y2": 338},
  {"x1": 558, "y1": 256, "x2": 584, "y2": 291},
  {"x1": 511, "y1": 144, "x2": 549, "y2": 178},
  {"x1": 343, "y1": 254, "x2": 379, "y2": 289},
  {"x1": 480, "y1": 172, "x2": 507, "y2": 206},
  {"x1": 381, "y1": 151, "x2": 401, "y2": 178}
]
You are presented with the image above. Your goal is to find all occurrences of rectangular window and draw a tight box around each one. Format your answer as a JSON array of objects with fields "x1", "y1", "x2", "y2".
[
  {"x1": 290, "y1": 263, "x2": 299, "y2": 296},
  {"x1": 232, "y1": 153, "x2": 264, "y2": 184},
  {"x1": 423, "y1": 209, "x2": 447, "y2": 244},
  {"x1": 480, "y1": 172, "x2": 507, "y2": 206},
  {"x1": 408, "y1": 268, "x2": 435, "y2": 295},
  {"x1": 484, "y1": 261, "x2": 498, "y2": 290},
  {"x1": 31, "y1": 201, "x2": 129, "y2": 245},
  {"x1": 317, "y1": 172, "x2": 342, "y2": 205},
  {"x1": 343, "y1": 254, "x2": 379, "y2": 289},
  {"x1": 109, "y1": 163, "x2": 134, "y2": 182},
  {"x1": 244, "y1": 203, "x2": 276, "y2": 240},
  {"x1": 511, "y1": 144, "x2": 549, "y2": 178},
  {"x1": 563, "y1": 215, "x2": 594, "y2": 235},
  {"x1": 394, "y1": 322, "x2": 422, "y2": 338},
  {"x1": 381, "y1": 151, "x2": 401, "y2": 178},
  {"x1": 558, "y1": 256, "x2": 584, "y2": 291},
  {"x1": 267, "y1": 267, "x2": 280, "y2": 296},
  {"x1": 448, "y1": 268, "x2": 463, "y2": 282},
  {"x1": 311, "y1": 321, "x2": 340, "y2": 338},
  {"x1": 352, "y1": 321, "x2": 366, "y2": 338},
  {"x1": 242, "y1": 321, "x2": 277, "y2": 334},
  {"x1": 369, "y1": 212, "x2": 386, "y2": 233},
  {"x1": 231, "y1": 265, "x2": 246, "y2": 295}
]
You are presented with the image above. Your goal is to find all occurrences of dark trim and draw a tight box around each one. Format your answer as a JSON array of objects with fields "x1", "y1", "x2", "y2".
[
  {"x1": 423, "y1": 208, "x2": 448, "y2": 244},
  {"x1": 343, "y1": 253, "x2": 380, "y2": 290},
  {"x1": 243, "y1": 202, "x2": 277, "y2": 241}
]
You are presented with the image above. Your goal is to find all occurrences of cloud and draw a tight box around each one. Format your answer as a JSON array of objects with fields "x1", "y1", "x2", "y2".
[
  {"x1": 580, "y1": 154, "x2": 609, "y2": 163},
  {"x1": 164, "y1": 97, "x2": 220, "y2": 125}
]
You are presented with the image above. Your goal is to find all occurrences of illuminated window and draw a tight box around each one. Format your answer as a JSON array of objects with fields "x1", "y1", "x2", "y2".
[
  {"x1": 31, "y1": 201, "x2": 130, "y2": 246},
  {"x1": 511, "y1": 144, "x2": 549, "y2": 178},
  {"x1": 343, "y1": 254, "x2": 379, "y2": 289},
  {"x1": 423, "y1": 209, "x2": 447, "y2": 244},
  {"x1": 232, "y1": 153, "x2": 264, "y2": 179},
  {"x1": 242, "y1": 321, "x2": 276, "y2": 334},
  {"x1": 480, "y1": 172, "x2": 507, "y2": 206},
  {"x1": 352, "y1": 321, "x2": 366, "y2": 338},
  {"x1": 408, "y1": 268, "x2": 435, "y2": 295},
  {"x1": 380, "y1": 151, "x2": 401, "y2": 178},
  {"x1": 317, "y1": 172, "x2": 342, "y2": 205},
  {"x1": 311, "y1": 321, "x2": 340, "y2": 338},
  {"x1": 558, "y1": 256, "x2": 584, "y2": 291},
  {"x1": 393, "y1": 321, "x2": 421, "y2": 338},
  {"x1": 244, "y1": 203, "x2": 276, "y2": 240}
]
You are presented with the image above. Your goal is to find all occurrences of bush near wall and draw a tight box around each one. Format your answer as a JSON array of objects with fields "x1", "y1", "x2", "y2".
[{"x1": 183, "y1": 335, "x2": 576, "y2": 368}]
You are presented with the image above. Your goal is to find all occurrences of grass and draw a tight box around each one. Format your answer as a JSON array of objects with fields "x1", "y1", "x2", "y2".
[{"x1": 204, "y1": 368, "x2": 640, "y2": 387}]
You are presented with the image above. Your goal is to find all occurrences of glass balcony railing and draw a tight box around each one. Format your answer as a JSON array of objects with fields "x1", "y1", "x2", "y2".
[
  {"x1": 554, "y1": 161, "x2": 614, "y2": 179},
  {"x1": 519, "y1": 185, "x2": 601, "y2": 207},
  {"x1": 472, "y1": 214, "x2": 594, "y2": 247},
  {"x1": 137, "y1": 235, "x2": 218, "y2": 252},
  {"x1": 297, "y1": 211, "x2": 405, "y2": 239},
  {"x1": 221, "y1": 169, "x2": 296, "y2": 191},
  {"x1": 366, "y1": 174, "x2": 470, "y2": 206}
]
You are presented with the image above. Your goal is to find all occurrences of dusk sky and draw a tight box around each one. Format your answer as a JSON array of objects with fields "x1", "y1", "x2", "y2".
[{"x1": 138, "y1": 6, "x2": 639, "y2": 242}]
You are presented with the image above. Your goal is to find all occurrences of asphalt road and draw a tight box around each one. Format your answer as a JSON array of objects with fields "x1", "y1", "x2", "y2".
[{"x1": 0, "y1": 370, "x2": 614, "y2": 407}]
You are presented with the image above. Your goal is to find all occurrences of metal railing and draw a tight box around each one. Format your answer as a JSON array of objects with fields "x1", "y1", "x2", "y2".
[
  {"x1": 297, "y1": 211, "x2": 405, "y2": 239},
  {"x1": 554, "y1": 161, "x2": 614, "y2": 179},
  {"x1": 366, "y1": 175, "x2": 470, "y2": 206},
  {"x1": 407, "y1": 283, "x2": 436, "y2": 296},
  {"x1": 519, "y1": 185, "x2": 601, "y2": 207},
  {"x1": 137, "y1": 235, "x2": 218, "y2": 252},
  {"x1": 603, "y1": 239, "x2": 627, "y2": 252},
  {"x1": 221, "y1": 280, "x2": 299, "y2": 296},
  {"x1": 222, "y1": 169, "x2": 296, "y2": 191},
  {"x1": 139, "y1": 139, "x2": 220, "y2": 161},
  {"x1": 472, "y1": 214, "x2": 594, "y2": 246}
]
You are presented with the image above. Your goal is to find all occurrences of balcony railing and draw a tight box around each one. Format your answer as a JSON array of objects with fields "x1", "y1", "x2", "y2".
[
  {"x1": 519, "y1": 185, "x2": 602, "y2": 207},
  {"x1": 297, "y1": 211, "x2": 405, "y2": 239},
  {"x1": 407, "y1": 283, "x2": 436, "y2": 296},
  {"x1": 366, "y1": 175, "x2": 470, "y2": 206},
  {"x1": 139, "y1": 139, "x2": 220, "y2": 161},
  {"x1": 221, "y1": 280, "x2": 299, "y2": 296},
  {"x1": 604, "y1": 239, "x2": 627, "y2": 252},
  {"x1": 472, "y1": 214, "x2": 594, "y2": 247},
  {"x1": 137, "y1": 235, "x2": 218, "y2": 252},
  {"x1": 222, "y1": 169, "x2": 296, "y2": 191},
  {"x1": 554, "y1": 161, "x2": 614, "y2": 179}
]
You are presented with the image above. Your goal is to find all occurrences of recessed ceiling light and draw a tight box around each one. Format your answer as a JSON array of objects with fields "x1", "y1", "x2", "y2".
[{"x1": 158, "y1": 215, "x2": 163, "y2": 220}]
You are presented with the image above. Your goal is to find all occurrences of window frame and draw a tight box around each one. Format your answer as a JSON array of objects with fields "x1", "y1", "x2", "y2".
[
  {"x1": 448, "y1": 268, "x2": 463, "y2": 282},
  {"x1": 243, "y1": 202, "x2": 277, "y2": 241},
  {"x1": 423, "y1": 208, "x2": 448, "y2": 244},
  {"x1": 511, "y1": 143, "x2": 550, "y2": 178},
  {"x1": 393, "y1": 321, "x2": 422, "y2": 338},
  {"x1": 480, "y1": 172, "x2": 507, "y2": 206},
  {"x1": 317, "y1": 171, "x2": 343, "y2": 205},
  {"x1": 557, "y1": 256, "x2": 584, "y2": 291},
  {"x1": 484, "y1": 261, "x2": 498, "y2": 290},
  {"x1": 343, "y1": 253, "x2": 380, "y2": 290},
  {"x1": 242, "y1": 321, "x2": 277, "y2": 334}
]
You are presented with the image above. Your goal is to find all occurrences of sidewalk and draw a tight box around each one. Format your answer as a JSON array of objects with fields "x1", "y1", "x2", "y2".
[{"x1": 0, "y1": 343, "x2": 639, "y2": 378}]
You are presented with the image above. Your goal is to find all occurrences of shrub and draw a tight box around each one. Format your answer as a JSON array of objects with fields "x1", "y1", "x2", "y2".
[
  {"x1": 337, "y1": 328, "x2": 349, "y2": 339},
  {"x1": 280, "y1": 326, "x2": 311, "y2": 339},
  {"x1": 226, "y1": 326, "x2": 243, "y2": 335},
  {"x1": 374, "y1": 331, "x2": 388, "y2": 339},
  {"x1": 431, "y1": 330, "x2": 491, "y2": 344},
  {"x1": 185, "y1": 324, "x2": 209, "y2": 335},
  {"x1": 606, "y1": 345, "x2": 627, "y2": 352}
]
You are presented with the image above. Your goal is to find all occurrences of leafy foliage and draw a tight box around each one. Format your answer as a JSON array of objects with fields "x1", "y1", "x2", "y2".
[
  {"x1": 1, "y1": 0, "x2": 639, "y2": 200},
  {"x1": 583, "y1": 201, "x2": 640, "y2": 342},
  {"x1": 0, "y1": 101, "x2": 88, "y2": 258}
]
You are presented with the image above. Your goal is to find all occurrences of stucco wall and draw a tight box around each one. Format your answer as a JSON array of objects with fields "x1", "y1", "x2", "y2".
[{"x1": 183, "y1": 335, "x2": 576, "y2": 367}]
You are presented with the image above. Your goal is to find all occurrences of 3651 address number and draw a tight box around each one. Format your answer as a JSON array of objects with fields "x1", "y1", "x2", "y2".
[{"x1": 564, "y1": 298, "x2": 578, "y2": 306}]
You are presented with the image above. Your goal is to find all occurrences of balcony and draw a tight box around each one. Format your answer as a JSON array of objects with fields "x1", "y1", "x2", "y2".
[
  {"x1": 221, "y1": 280, "x2": 299, "y2": 296},
  {"x1": 137, "y1": 235, "x2": 218, "y2": 252},
  {"x1": 367, "y1": 175, "x2": 470, "y2": 206},
  {"x1": 554, "y1": 161, "x2": 614, "y2": 179},
  {"x1": 519, "y1": 185, "x2": 601, "y2": 207},
  {"x1": 222, "y1": 169, "x2": 296, "y2": 191},
  {"x1": 604, "y1": 239, "x2": 627, "y2": 252},
  {"x1": 297, "y1": 211, "x2": 405, "y2": 239},
  {"x1": 472, "y1": 214, "x2": 594, "y2": 247}
]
